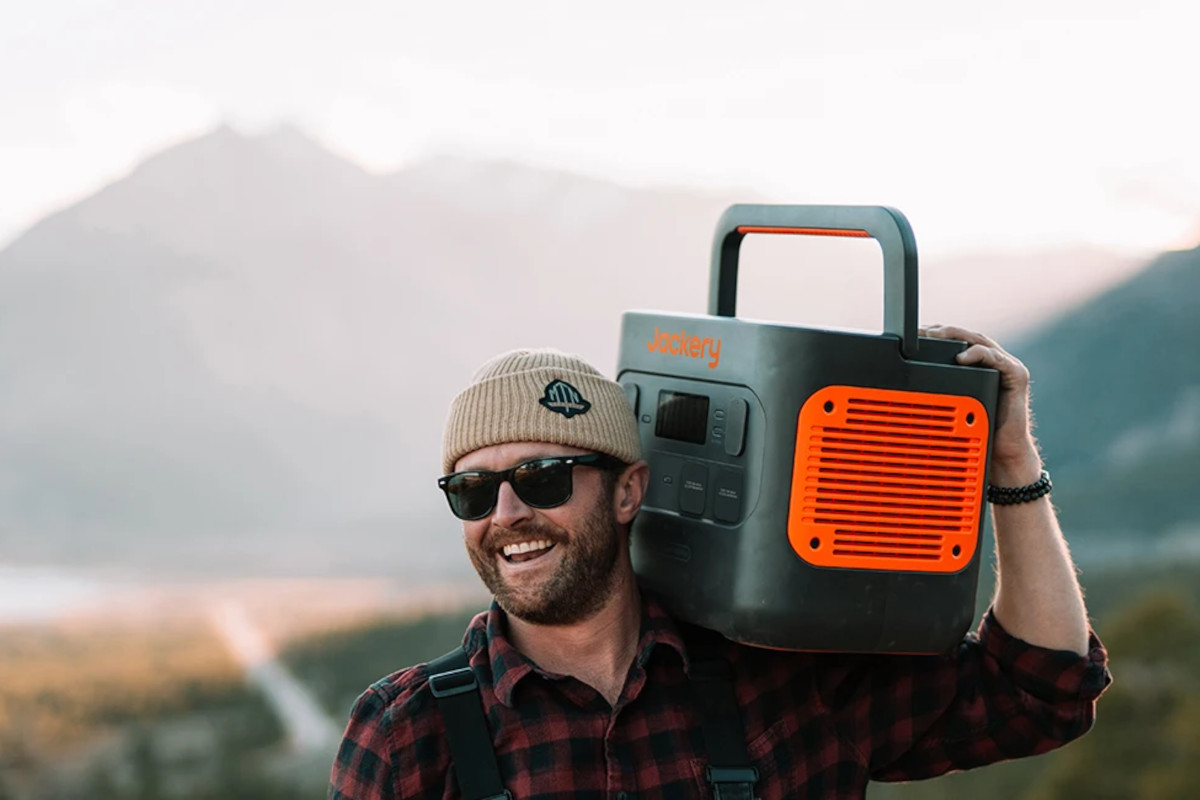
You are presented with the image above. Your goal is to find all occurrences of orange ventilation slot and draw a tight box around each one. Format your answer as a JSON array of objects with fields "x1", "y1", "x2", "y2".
[{"x1": 787, "y1": 386, "x2": 988, "y2": 573}]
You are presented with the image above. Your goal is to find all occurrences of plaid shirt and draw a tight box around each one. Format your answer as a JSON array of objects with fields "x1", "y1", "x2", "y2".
[{"x1": 329, "y1": 592, "x2": 1110, "y2": 799}]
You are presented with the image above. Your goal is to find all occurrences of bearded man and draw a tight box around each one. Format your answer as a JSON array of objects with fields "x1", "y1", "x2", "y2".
[{"x1": 330, "y1": 332, "x2": 1110, "y2": 799}]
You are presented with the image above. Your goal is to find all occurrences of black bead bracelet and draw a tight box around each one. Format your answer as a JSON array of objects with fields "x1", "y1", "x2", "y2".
[{"x1": 986, "y1": 469, "x2": 1053, "y2": 505}]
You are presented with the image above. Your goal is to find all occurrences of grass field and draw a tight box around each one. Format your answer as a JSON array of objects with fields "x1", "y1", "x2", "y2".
[
  {"x1": 0, "y1": 617, "x2": 288, "y2": 800},
  {"x1": 0, "y1": 619, "x2": 247, "y2": 768}
]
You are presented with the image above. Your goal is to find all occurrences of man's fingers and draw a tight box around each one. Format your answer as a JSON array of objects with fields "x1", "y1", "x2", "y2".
[
  {"x1": 922, "y1": 324, "x2": 1000, "y2": 350},
  {"x1": 955, "y1": 343, "x2": 1030, "y2": 386},
  {"x1": 956, "y1": 343, "x2": 1010, "y2": 369},
  {"x1": 954, "y1": 343, "x2": 994, "y2": 366},
  {"x1": 921, "y1": 325, "x2": 1029, "y2": 387}
]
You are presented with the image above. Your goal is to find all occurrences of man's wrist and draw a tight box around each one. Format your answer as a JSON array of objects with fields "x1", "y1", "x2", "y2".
[{"x1": 990, "y1": 440, "x2": 1043, "y2": 488}]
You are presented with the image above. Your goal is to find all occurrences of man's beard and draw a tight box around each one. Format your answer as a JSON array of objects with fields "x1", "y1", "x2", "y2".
[{"x1": 466, "y1": 494, "x2": 621, "y2": 626}]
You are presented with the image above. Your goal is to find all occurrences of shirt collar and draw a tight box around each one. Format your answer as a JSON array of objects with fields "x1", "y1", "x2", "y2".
[{"x1": 465, "y1": 587, "x2": 690, "y2": 708}]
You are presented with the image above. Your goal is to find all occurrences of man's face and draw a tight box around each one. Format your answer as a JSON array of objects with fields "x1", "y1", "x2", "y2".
[{"x1": 453, "y1": 442, "x2": 625, "y2": 626}]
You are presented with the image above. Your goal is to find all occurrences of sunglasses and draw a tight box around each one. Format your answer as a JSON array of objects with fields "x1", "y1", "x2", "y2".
[{"x1": 438, "y1": 453, "x2": 624, "y2": 521}]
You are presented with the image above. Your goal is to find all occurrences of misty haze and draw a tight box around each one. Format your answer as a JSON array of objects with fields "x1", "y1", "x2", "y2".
[
  {"x1": 2, "y1": 125, "x2": 1199, "y2": 799},
  {"x1": 0, "y1": 125, "x2": 1163, "y2": 580}
]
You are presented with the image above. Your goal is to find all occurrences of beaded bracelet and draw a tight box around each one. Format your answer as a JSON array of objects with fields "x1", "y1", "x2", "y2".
[{"x1": 986, "y1": 469, "x2": 1053, "y2": 505}]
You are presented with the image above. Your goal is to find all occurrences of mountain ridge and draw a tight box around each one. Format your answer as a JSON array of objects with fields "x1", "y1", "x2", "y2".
[
  {"x1": 1010, "y1": 243, "x2": 1200, "y2": 537},
  {"x1": 0, "y1": 124, "x2": 1191, "y2": 573}
]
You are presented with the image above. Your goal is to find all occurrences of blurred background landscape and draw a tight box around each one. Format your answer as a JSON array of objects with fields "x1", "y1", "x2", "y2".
[{"x1": 3, "y1": 1, "x2": 1200, "y2": 797}]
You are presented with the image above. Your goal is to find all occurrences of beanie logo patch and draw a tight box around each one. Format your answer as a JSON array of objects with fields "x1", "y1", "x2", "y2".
[{"x1": 540, "y1": 380, "x2": 591, "y2": 418}]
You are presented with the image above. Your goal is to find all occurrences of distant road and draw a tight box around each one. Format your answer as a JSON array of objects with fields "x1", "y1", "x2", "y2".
[{"x1": 209, "y1": 601, "x2": 342, "y2": 754}]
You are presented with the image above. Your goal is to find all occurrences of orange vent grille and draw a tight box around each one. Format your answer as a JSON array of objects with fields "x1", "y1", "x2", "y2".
[{"x1": 787, "y1": 386, "x2": 988, "y2": 573}]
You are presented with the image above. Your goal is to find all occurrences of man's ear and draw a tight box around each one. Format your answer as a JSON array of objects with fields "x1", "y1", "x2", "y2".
[{"x1": 613, "y1": 460, "x2": 650, "y2": 526}]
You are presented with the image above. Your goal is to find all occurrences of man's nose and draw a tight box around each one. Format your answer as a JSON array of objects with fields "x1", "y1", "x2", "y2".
[{"x1": 491, "y1": 479, "x2": 534, "y2": 528}]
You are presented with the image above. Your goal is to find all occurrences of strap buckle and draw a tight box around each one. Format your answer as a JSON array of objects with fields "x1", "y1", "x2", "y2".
[
  {"x1": 707, "y1": 766, "x2": 759, "y2": 800},
  {"x1": 429, "y1": 666, "x2": 477, "y2": 698}
]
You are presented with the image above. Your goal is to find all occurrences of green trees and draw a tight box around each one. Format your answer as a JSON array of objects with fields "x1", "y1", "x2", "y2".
[
  {"x1": 1029, "y1": 590, "x2": 1200, "y2": 800},
  {"x1": 871, "y1": 571, "x2": 1200, "y2": 800},
  {"x1": 282, "y1": 607, "x2": 481, "y2": 716}
]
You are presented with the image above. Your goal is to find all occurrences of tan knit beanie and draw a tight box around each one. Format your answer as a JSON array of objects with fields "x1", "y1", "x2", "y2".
[{"x1": 442, "y1": 348, "x2": 642, "y2": 473}]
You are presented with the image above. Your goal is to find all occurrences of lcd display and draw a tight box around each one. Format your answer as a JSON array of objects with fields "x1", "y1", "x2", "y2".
[{"x1": 656, "y1": 390, "x2": 710, "y2": 445}]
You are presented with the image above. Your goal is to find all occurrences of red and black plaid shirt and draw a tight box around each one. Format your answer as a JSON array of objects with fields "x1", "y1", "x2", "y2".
[{"x1": 329, "y1": 592, "x2": 1109, "y2": 799}]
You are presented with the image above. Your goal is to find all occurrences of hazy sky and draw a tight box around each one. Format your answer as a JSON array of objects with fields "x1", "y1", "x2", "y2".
[{"x1": 4, "y1": 0, "x2": 1199, "y2": 254}]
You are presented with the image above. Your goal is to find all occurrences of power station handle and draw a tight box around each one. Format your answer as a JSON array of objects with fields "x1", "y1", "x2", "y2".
[{"x1": 709, "y1": 204, "x2": 920, "y2": 358}]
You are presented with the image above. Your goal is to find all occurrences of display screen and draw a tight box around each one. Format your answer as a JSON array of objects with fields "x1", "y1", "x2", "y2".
[{"x1": 655, "y1": 390, "x2": 710, "y2": 445}]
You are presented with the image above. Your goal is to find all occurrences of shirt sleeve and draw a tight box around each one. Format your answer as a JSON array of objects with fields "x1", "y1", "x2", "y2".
[
  {"x1": 328, "y1": 687, "x2": 397, "y2": 800},
  {"x1": 822, "y1": 607, "x2": 1112, "y2": 782}
]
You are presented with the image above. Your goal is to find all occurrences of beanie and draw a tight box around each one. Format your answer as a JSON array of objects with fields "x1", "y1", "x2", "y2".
[{"x1": 442, "y1": 348, "x2": 642, "y2": 474}]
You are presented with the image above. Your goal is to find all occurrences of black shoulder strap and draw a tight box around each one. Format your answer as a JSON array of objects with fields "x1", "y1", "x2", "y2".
[
  {"x1": 428, "y1": 646, "x2": 512, "y2": 800},
  {"x1": 687, "y1": 631, "x2": 760, "y2": 800}
]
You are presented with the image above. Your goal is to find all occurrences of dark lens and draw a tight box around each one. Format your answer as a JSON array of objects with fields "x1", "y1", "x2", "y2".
[
  {"x1": 445, "y1": 472, "x2": 500, "y2": 520},
  {"x1": 512, "y1": 459, "x2": 574, "y2": 508}
]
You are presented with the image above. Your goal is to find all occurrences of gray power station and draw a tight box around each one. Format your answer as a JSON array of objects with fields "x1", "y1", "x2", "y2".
[{"x1": 617, "y1": 205, "x2": 999, "y2": 654}]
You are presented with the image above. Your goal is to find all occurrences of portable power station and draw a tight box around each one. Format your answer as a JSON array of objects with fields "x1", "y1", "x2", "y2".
[{"x1": 617, "y1": 205, "x2": 999, "y2": 654}]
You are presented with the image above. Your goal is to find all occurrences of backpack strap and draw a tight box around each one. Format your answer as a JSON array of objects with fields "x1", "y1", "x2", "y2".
[
  {"x1": 428, "y1": 646, "x2": 512, "y2": 800},
  {"x1": 687, "y1": 631, "x2": 760, "y2": 800}
]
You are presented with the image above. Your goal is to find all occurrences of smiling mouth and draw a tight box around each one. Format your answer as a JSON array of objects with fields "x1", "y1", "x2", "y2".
[{"x1": 501, "y1": 539, "x2": 556, "y2": 564}]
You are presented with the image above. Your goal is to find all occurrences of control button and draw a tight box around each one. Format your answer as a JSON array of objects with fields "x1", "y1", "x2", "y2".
[
  {"x1": 623, "y1": 383, "x2": 640, "y2": 417},
  {"x1": 714, "y1": 409, "x2": 726, "y2": 421},
  {"x1": 713, "y1": 468, "x2": 744, "y2": 523},
  {"x1": 645, "y1": 452, "x2": 683, "y2": 513},
  {"x1": 678, "y1": 462, "x2": 708, "y2": 517},
  {"x1": 640, "y1": 414, "x2": 651, "y2": 424},
  {"x1": 711, "y1": 426, "x2": 724, "y2": 441},
  {"x1": 724, "y1": 398, "x2": 748, "y2": 457}
]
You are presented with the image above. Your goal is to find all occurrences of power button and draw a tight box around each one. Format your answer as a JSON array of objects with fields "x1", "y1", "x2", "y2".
[{"x1": 724, "y1": 398, "x2": 748, "y2": 457}]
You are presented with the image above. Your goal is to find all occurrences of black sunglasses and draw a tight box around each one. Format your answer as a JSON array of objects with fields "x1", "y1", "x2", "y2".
[{"x1": 438, "y1": 453, "x2": 625, "y2": 521}]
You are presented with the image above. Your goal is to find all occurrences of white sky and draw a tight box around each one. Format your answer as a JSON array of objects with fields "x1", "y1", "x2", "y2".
[{"x1": 3, "y1": 0, "x2": 1200, "y2": 254}]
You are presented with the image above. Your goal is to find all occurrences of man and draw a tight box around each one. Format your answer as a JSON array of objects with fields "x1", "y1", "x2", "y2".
[{"x1": 329, "y1": 326, "x2": 1110, "y2": 799}]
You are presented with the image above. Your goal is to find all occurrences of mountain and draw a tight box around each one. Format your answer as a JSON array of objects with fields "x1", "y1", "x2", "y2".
[
  {"x1": 1010, "y1": 245, "x2": 1200, "y2": 540},
  {"x1": 0, "y1": 124, "x2": 1167, "y2": 576},
  {"x1": 0, "y1": 125, "x2": 738, "y2": 575}
]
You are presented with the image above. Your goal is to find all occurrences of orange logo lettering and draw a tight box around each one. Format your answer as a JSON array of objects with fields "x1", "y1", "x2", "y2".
[{"x1": 645, "y1": 327, "x2": 722, "y2": 369}]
